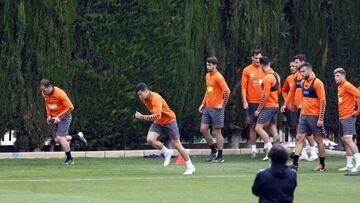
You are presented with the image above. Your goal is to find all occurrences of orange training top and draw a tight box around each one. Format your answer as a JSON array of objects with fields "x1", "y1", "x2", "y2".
[
  {"x1": 257, "y1": 68, "x2": 281, "y2": 111},
  {"x1": 300, "y1": 76, "x2": 326, "y2": 119},
  {"x1": 202, "y1": 69, "x2": 230, "y2": 108},
  {"x1": 337, "y1": 80, "x2": 360, "y2": 119},
  {"x1": 142, "y1": 91, "x2": 176, "y2": 125},
  {"x1": 284, "y1": 72, "x2": 312, "y2": 110},
  {"x1": 241, "y1": 63, "x2": 266, "y2": 103},
  {"x1": 293, "y1": 72, "x2": 303, "y2": 108},
  {"x1": 282, "y1": 73, "x2": 296, "y2": 108},
  {"x1": 43, "y1": 87, "x2": 74, "y2": 118}
]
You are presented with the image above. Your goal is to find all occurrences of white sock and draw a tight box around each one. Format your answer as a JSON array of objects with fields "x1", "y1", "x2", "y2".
[
  {"x1": 346, "y1": 156, "x2": 354, "y2": 167},
  {"x1": 354, "y1": 153, "x2": 360, "y2": 167},
  {"x1": 310, "y1": 146, "x2": 317, "y2": 156},
  {"x1": 186, "y1": 160, "x2": 193, "y2": 168},
  {"x1": 161, "y1": 146, "x2": 170, "y2": 155},
  {"x1": 301, "y1": 148, "x2": 308, "y2": 156},
  {"x1": 251, "y1": 145, "x2": 257, "y2": 153},
  {"x1": 265, "y1": 142, "x2": 272, "y2": 151}
]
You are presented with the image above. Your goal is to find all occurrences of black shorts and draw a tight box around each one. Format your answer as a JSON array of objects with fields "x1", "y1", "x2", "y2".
[
  {"x1": 245, "y1": 103, "x2": 259, "y2": 125},
  {"x1": 285, "y1": 108, "x2": 300, "y2": 127}
]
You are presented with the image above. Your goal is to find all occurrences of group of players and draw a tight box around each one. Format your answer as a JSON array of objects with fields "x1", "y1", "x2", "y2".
[
  {"x1": 40, "y1": 48, "x2": 360, "y2": 175},
  {"x1": 241, "y1": 50, "x2": 360, "y2": 173},
  {"x1": 241, "y1": 51, "x2": 328, "y2": 172}
]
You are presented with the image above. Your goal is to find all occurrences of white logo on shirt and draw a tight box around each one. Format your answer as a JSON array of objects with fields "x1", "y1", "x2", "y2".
[{"x1": 48, "y1": 104, "x2": 58, "y2": 109}]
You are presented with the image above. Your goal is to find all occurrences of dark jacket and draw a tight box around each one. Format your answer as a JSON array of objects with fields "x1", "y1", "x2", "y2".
[{"x1": 252, "y1": 164, "x2": 297, "y2": 203}]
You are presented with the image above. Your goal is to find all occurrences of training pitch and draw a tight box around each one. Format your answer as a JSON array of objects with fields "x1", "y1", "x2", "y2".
[{"x1": 0, "y1": 155, "x2": 358, "y2": 203}]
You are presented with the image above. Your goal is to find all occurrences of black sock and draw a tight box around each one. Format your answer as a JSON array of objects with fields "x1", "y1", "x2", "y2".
[
  {"x1": 320, "y1": 157, "x2": 325, "y2": 167},
  {"x1": 65, "y1": 151, "x2": 72, "y2": 160},
  {"x1": 293, "y1": 155, "x2": 300, "y2": 166},
  {"x1": 210, "y1": 144, "x2": 217, "y2": 154},
  {"x1": 218, "y1": 150, "x2": 223, "y2": 158},
  {"x1": 71, "y1": 134, "x2": 80, "y2": 141}
]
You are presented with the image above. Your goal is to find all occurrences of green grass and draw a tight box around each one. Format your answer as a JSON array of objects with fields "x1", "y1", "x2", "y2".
[{"x1": 0, "y1": 155, "x2": 358, "y2": 203}]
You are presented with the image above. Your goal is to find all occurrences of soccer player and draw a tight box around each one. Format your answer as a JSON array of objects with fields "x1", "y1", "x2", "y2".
[
  {"x1": 281, "y1": 62, "x2": 326, "y2": 171},
  {"x1": 333, "y1": 68, "x2": 360, "y2": 172},
  {"x1": 135, "y1": 83, "x2": 195, "y2": 175},
  {"x1": 282, "y1": 62, "x2": 298, "y2": 135},
  {"x1": 241, "y1": 49, "x2": 266, "y2": 158},
  {"x1": 199, "y1": 56, "x2": 230, "y2": 163},
  {"x1": 254, "y1": 56, "x2": 281, "y2": 161},
  {"x1": 40, "y1": 79, "x2": 75, "y2": 165},
  {"x1": 291, "y1": 54, "x2": 318, "y2": 161}
]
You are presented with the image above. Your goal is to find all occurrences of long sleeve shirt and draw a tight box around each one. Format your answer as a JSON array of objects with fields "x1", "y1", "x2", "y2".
[
  {"x1": 43, "y1": 87, "x2": 74, "y2": 118},
  {"x1": 241, "y1": 63, "x2": 266, "y2": 104},
  {"x1": 202, "y1": 69, "x2": 230, "y2": 108},
  {"x1": 141, "y1": 91, "x2": 176, "y2": 124},
  {"x1": 337, "y1": 80, "x2": 360, "y2": 119},
  {"x1": 257, "y1": 69, "x2": 281, "y2": 112}
]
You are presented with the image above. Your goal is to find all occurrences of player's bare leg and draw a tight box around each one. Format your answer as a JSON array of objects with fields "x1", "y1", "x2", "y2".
[
  {"x1": 147, "y1": 131, "x2": 173, "y2": 167},
  {"x1": 170, "y1": 138, "x2": 195, "y2": 175},
  {"x1": 200, "y1": 123, "x2": 217, "y2": 161}
]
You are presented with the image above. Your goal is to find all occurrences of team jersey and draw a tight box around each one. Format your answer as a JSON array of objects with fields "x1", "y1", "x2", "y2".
[
  {"x1": 141, "y1": 91, "x2": 176, "y2": 125},
  {"x1": 293, "y1": 72, "x2": 303, "y2": 108},
  {"x1": 337, "y1": 80, "x2": 360, "y2": 119},
  {"x1": 284, "y1": 75, "x2": 326, "y2": 119},
  {"x1": 284, "y1": 72, "x2": 315, "y2": 109},
  {"x1": 241, "y1": 63, "x2": 266, "y2": 103},
  {"x1": 257, "y1": 68, "x2": 281, "y2": 111},
  {"x1": 301, "y1": 76, "x2": 326, "y2": 119},
  {"x1": 202, "y1": 69, "x2": 230, "y2": 108},
  {"x1": 282, "y1": 73, "x2": 296, "y2": 108},
  {"x1": 43, "y1": 87, "x2": 74, "y2": 118}
]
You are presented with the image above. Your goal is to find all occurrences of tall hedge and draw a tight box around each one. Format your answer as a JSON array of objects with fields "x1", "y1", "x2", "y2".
[{"x1": 0, "y1": 0, "x2": 359, "y2": 150}]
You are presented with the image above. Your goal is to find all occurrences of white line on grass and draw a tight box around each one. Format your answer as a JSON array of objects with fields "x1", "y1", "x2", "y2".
[{"x1": 0, "y1": 173, "x2": 340, "y2": 183}]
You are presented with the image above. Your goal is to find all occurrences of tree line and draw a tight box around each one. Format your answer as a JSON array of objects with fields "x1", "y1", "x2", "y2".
[{"x1": 0, "y1": 0, "x2": 359, "y2": 151}]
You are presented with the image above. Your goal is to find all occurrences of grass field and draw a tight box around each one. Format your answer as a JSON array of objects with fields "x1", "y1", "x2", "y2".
[{"x1": 0, "y1": 155, "x2": 359, "y2": 203}]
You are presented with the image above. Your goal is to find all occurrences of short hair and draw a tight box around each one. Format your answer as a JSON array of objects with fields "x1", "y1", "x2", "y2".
[
  {"x1": 292, "y1": 54, "x2": 306, "y2": 62},
  {"x1": 259, "y1": 56, "x2": 270, "y2": 66},
  {"x1": 333, "y1": 68, "x2": 346, "y2": 76},
  {"x1": 206, "y1": 56, "x2": 219, "y2": 66},
  {"x1": 300, "y1": 62, "x2": 312, "y2": 70},
  {"x1": 40, "y1": 79, "x2": 53, "y2": 88},
  {"x1": 268, "y1": 144, "x2": 288, "y2": 165},
  {"x1": 135, "y1": 83, "x2": 148, "y2": 93},
  {"x1": 252, "y1": 48, "x2": 262, "y2": 56}
]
